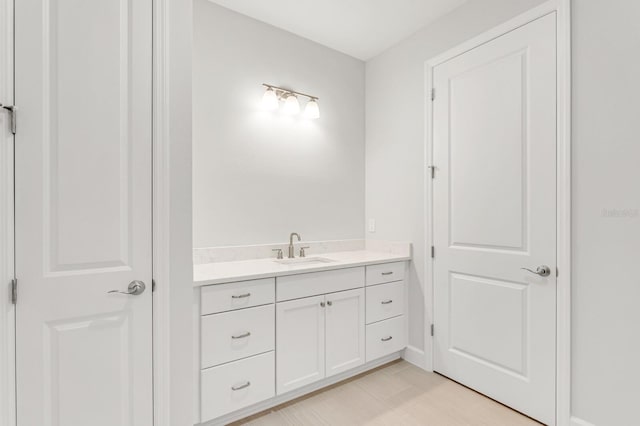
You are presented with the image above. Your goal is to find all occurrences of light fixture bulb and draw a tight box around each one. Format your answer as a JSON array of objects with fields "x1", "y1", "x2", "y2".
[
  {"x1": 262, "y1": 87, "x2": 279, "y2": 111},
  {"x1": 304, "y1": 99, "x2": 320, "y2": 119},
  {"x1": 283, "y1": 94, "x2": 300, "y2": 115}
]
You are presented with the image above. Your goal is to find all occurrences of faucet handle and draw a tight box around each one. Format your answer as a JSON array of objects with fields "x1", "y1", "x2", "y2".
[
  {"x1": 299, "y1": 246, "x2": 310, "y2": 258},
  {"x1": 272, "y1": 248, "x2": 283, "y2": 259}
]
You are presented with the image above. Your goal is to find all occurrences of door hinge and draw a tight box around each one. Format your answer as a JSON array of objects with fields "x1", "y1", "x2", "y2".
[
  {"x1": 430, "y1": 88, "x2": 436, "y2": 101},
  {"x1": 152, "y1": 279, "x2": 156, "y2": 292},
  {"x1": 0, "y1": 103, "x2": 17, "y2": 134},
  {"x1": 428, "y1": 165, "x2": 435, "y2": 179},
  {"x1": 10, "y1": 278, "x2": 17, "y2": 304},
  {"x1": 431, "y1": 246, "x2": 435, "y2": 258},
  {"x1": 430, "y1": 324, "x2": 434, "y2": 337}
]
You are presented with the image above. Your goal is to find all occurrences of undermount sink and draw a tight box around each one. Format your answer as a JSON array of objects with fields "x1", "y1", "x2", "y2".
[{"x1": 274, "y1": 257, "x2": 336, "y2": 265}]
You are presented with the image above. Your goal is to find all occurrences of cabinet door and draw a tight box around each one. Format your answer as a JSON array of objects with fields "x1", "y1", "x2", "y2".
[
  {"x1": 325, "y1": 288, "x2": 365, "y2": 377},
  {"x1": 276, "y1": 295, "x2": 325, "y2": 394}
]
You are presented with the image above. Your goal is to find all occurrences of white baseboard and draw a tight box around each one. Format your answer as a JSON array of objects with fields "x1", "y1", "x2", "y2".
[
  {"x1": 402, "y1": 345, "x2": 427, "y2": 370},
  {"x1": 570, "y1": 416, "x2": 596, "y2": 426},
  {"x1": 200, "y1": 353, "x2": 401, "y2": 425}
]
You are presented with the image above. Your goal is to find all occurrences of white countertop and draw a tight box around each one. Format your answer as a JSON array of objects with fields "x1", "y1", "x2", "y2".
[{"x1": 193, "y1": 250, "x2": 411, "y2": 286}]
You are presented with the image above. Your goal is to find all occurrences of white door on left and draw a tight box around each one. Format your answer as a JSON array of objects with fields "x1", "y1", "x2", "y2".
[{"x1": 14, "y1": 0, "x2": 153, "y2": 424}]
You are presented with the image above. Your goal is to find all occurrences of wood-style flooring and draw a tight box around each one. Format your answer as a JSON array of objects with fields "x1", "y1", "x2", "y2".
[{"x1": 231, "y1": 360, "x2": 542, "y2": 426}]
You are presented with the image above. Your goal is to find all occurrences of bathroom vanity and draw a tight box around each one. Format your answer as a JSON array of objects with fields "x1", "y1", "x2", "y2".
[{"x1": 192, "y1": 244, "x2": 410, "y2": 425}]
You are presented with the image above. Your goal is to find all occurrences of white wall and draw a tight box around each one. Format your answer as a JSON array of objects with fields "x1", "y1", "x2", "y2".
[
  {"x1": 365, "y1": 0, "x2": 545, "y2": 359},
  {"x1": 193, "y1": 0, "x2": 365, "y2": 248},
  {"x1": 571, "y1": 1, "x2": 640, "y2": 425}
]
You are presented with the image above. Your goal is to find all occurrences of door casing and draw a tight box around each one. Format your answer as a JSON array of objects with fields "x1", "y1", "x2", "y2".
[
  {"x1": 424, "y1": 0, "x2": 571, "y2": 425},
  {"x1": 0, "y1": 0, "x2": 16, "y2": 424}
]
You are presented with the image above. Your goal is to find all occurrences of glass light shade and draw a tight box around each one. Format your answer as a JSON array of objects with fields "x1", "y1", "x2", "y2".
[
  {"x1": 304, "y1": 99, "x2": 320, "y2": 119},
  {"x1": 262, "y1": 88, "x2": 279, "y2": 111},
  {"x1": 283, "y1": 95, "x2": 300, "y2": 115}
]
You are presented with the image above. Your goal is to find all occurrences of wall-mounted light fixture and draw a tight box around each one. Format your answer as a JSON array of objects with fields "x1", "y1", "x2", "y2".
[{"x1": 262, "y1": 84, "x2": 320, "y2": 119}]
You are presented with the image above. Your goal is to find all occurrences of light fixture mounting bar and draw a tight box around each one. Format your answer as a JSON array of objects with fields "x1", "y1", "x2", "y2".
[{"x1": 262, "y1": 83, "x2": 318, "y2": 101}]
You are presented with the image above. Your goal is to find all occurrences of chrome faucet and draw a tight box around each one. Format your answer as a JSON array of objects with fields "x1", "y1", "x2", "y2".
[{"x1": 288, "y1": 232, "x2": 301, "y2": 258}]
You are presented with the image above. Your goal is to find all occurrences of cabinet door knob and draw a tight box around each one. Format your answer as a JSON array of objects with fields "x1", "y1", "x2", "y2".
[
  {"x1": 320, "y1": 301, "x2": 325, "y2": 307},
  {"x1": 327, "y1": 300, "x2": 332, "y2": 306}
]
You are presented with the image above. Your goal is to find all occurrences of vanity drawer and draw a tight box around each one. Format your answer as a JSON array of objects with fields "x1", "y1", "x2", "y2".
[
  {"x1": 201, "y1": 351, "x2": 275, "y2": 422},
  {"x1": 366, "y1": 315, "x2": 406, "y2": 362},
  {"x1": 201, "y1": 304, "x2": 274, "y2": 368},
  {"x1": 277, "y1": 267, "x2": 364, "y2": 302},
  {"x1": 201, "y1": 278, "x2": 275, "y2": 315},
  {"x1": 365, "y1": 262, "x2": 405, "y2": 286},
  {"x1": 366, "y1": 281, "x2": 404, "y2": 324}
]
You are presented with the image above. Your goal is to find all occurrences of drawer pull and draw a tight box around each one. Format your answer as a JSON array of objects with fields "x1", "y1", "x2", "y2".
[
  {"x1": 231, "y1": 381, "x2": 251, "y2": 391},
  {"x1": 381, "y1": 272, "x2": 394, "y2": 276},
  {"x1": 381, "y1": 336, "x2": 393, "y2": 342},
  {"x1": 232, "y1": 293, "x2": 251, "y2": 299},
  {"x1": 231, "y1": 331, "x2": 251, "y2": 339},
  {"x1": 381, "y1": 299, "x2": 393, "y2": 305}
]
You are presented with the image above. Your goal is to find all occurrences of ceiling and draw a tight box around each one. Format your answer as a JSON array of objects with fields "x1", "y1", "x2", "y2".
[{"x1": 207, "y1": 0, "x2": 469, "y2": 60}]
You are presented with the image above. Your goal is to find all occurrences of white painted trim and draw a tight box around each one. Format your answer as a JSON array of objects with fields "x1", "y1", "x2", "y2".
[
  {"x1": 152, "y1": 0, "x2": 194, "y2": 424},
  {"x1": 424, "y1": 2, "x2": 572, "y2": 425},
  {"x1": 152, "y1": 0, "x2": 171, "y2": 423},
  {"x1": 570, "y1": 416, "x2": 596, "y2": 426},
  {"x1": 402, "y1": 345, "x2": 426, "y2": 370},
  {"x1": 554, "y1": 3, "x2": 572, "y2": 426},
  {"x1": 424, "y1": 53, "x2": 435, "y2": 374},
  {"x1": 0, "y1": 0, "x2": 15, "y2": 423},
  {"x1": 200, "y1": 354, "x2": 402, "y2": 426}
]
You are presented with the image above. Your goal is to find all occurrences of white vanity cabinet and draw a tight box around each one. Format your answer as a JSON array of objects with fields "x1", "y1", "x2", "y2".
[
  {"x1": 276, "y1": 287, "x2": 365, "y2": 395},
  {"x1": 364, "y1": 261, "x2": 407, "y2": 362},
  {"x1": 198, "y1": 278, "x2": 276, "y2": 424},
  {"x1": 276, "y1": 267, "x2": 365, "y2": 394},
  {"x1": 195, "y1": 260, "x2": 408, "y2": 425}
]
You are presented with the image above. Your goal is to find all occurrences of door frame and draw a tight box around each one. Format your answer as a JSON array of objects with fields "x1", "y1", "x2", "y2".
[
  {"x1": 423, "y1": 0, "x2": 571, "y2": 425},
  {"x1": 0, "y1": 0, "x2": 15, "y2": 424},
  {"x1": 152, "y1": 0, "x2": 193, "y2": 424}
]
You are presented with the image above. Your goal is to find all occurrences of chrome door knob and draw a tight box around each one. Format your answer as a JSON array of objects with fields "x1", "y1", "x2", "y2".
[
  {"x1": 108, "y1": 280, "x2": 146, "y2": 296},
  {"x1": 521, "y1": 265, "x2": 551, "y2": 277}
]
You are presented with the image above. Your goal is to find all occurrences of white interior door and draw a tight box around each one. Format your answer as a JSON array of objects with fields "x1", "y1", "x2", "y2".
[
  {"x1": 432, "y1": 13, "x2": 557, "y2": 425},
  {"x1": 14, "y1": 0, "x2": 153, "y2": 423}
]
